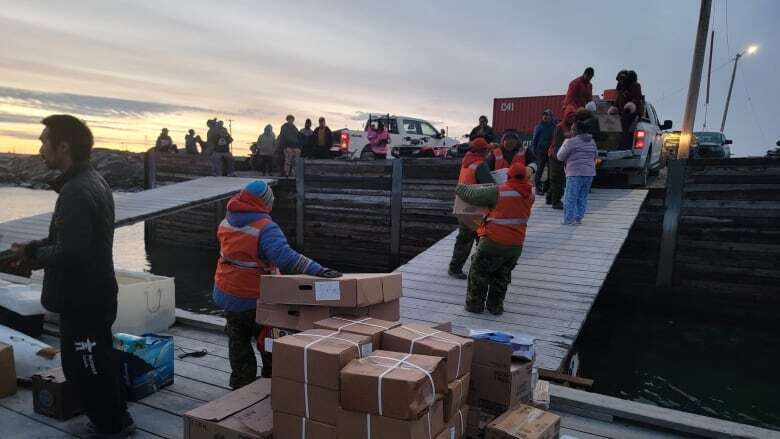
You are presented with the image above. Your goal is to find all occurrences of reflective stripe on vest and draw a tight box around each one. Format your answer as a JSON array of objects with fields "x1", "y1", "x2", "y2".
[
  {"x1": 458, "y1": 162, "x2": 481, "y2": 185},
  {"x1": 499, "y1": 190, "x2": 522, "y2": 197},
  {"x1": 493, "y1": 148, "x2": 508, "y2": 170},
  {"x1": 219, "y1": 220, "x2": 261, "y2": 237},
  {"x1": 477, "y1": 181, "x2": 533, "y2": 246},
  {"x1": 220, "y1": 253, "x2": 259, "y2": 269},
  {"x1": 486, "y1": 218, "x2": 528, "y2": 225}
]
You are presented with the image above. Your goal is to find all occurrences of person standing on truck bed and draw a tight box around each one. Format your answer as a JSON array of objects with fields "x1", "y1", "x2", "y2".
[
  {"x1": 456, "y1": 162, "x2": 534, "y2": 315},
  {"x1": 279, "y1": 114, "x2": 301, "y2": 177},
  {"x1": 531, "y1": 109, "x2": 557, "y2": 196},
  {"x1": 615, "y1": 70, "x2": 644, "y2": 145},
  {"x1": 448, "y1": 138, "x2": 494, "y2": 280},
  {"x1": 486, "y1": 130, "x2": 538, "y2": 176},
  {"x1": 469, "y1": 115, "x2": 496, "y2": 143},
  {"x1": 547, "y1": 106, "x2": 576, "y2": 209},
  {"x1": 11, "y1": 115, "x2": 135, "y2": 438},
  {"x1": 212, "y1": 180, "x2": 342, "y2": 387},
  {"x1": 563, "y1": 67, "x2": 594, "y2": 110}
]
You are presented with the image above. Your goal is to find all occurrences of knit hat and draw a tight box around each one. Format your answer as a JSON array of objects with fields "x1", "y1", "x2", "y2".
[
  {"x1": 508, "y1": 162, "x2": 527, "y2": 181},
  {"x1": 244, "y1": 180, "x2": 274, "y2": 207},
  {"x1": 501, "y1": 131, "x2": 521, "y2": 143},
  {"x1": 469, "y1": 137, "x2": 490, "y2": 152}
]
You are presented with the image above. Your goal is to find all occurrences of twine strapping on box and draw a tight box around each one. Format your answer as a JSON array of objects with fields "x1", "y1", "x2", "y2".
[
  {"x1": 370, "y1": 354, "x2": 436, "y2": 417},
  {"x1": 456, "y1": 407, "x2": 465, "y2": 437},
  {"x1": 331, "y1": 316, "x2": 392, "y2": 332},
  {"x1": 293, "y1": 331, "x2": 365, "y2": 417},
  {"x1": 300, "y1": 417, "x2": 306, "y2": 439},
  {"x1": 400, "y1": 326, "x2": 465, "y2": 378}
]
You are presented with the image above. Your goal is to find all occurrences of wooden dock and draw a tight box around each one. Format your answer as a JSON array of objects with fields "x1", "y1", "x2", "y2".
[
  {"x1": 398, "y1": 188, "x2": 649, "y2": 372},
  {"x1": 0, "y1": 176, "x2": 269, "y2": 258},
  {"x1": 2, "y1": 314, "x2": 775, "y2": 438}
]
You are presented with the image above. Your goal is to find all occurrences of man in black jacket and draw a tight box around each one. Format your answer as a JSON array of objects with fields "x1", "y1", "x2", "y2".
[
  {"x1": 469, "y1": 115, "x2": 495, "y2": 143},
  {"x1": 11, "y1": 115, "x2": 134, "y2": 438}
]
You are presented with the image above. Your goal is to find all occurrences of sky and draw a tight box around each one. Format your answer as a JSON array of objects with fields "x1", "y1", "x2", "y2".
[{"x1": 0, "y1": 0, "x2": 778, "y2": 157}]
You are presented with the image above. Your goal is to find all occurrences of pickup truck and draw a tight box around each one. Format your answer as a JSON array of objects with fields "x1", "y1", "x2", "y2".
[
  {"x1": 331, "y1": 114, "x2": 459, "y2": 159},
  {"x1": 662, "y1": 130, "x2": 732, "y2": 161},
  {"x1": 594, "y1": 99, "x2": 673, "y2": 186}
]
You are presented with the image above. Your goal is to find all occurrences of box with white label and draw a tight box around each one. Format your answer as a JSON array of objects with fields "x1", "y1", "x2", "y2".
[{"x1": 258, "y1": 273, "x2": 401, "y2": 308}]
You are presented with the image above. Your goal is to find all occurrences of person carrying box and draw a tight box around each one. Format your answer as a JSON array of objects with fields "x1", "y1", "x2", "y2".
[{"x1": 212, "y1": 180, "x2": 341, "y2": 389}]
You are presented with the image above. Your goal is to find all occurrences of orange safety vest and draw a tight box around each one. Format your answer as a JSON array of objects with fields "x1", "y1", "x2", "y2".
[
  {"x1": 458, "y1": 158, "x2": 483, "y2": 185},
  {"x1": 492, "y1": 147, "x2": 526, "y2": 170},
  {"x1": 478, "y1": 182, "x2": 534, "y2": 246},
  {"x1": 214, "y1": 217, "x2": 277, "y2": 299}
]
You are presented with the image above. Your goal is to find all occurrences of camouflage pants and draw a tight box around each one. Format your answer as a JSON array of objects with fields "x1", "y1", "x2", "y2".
[
  {"x1": 449, "y1": 226, "x2": 477, "y2": 273},
  {"x1": 548, "y1": 156, "x2": 566, "y2": 204},
  {"x1": 466, "y1": 249, "x2": 521, "y2": 313},
  {"x1": 224, "y1": 309, "x2": 261, "y2": 389}
]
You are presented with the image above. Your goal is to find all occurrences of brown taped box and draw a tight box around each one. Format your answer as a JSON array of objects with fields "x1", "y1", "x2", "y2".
[
  {"x1": 435, "y1": 404, "x2": 469, "y2": 439},
  {"x1": 259, "y1": 273, "x2": 402, "y2": 307},
  {"x1": 31, "y1": 367, "x2": 82, "y2": 420},
  {"x1": 183, "y1": 379, "x2": 273, "y2": 439},
  {"x1": 271, "y1": 376, "x2": 339, "y2": 425},
  {"x1": 468, "y1": 360, "x2": 532, "y2": 415},
  {"x1": 453, "y1": 193, "x2": 488, "y2": 229},
  {"x1": 382, "y1": 323, "x2": 474, "y2": 382},
  {"x1": 531, "y1": 380, "x2": 550, "y2": 410},
  {"x1": 273, "y1": 411, "x2": 337, "y2": 439},
  {"x1": 271, "y1": 329, "x2": 372, "y2": 390},
  {"x1": 340, "y1": 350, "x2": 447, "y2": 420},
  {"x1": 445, "y1": 373, "x2": 470, "y2": 422},
  {"x1": 473, "y1": 338, "x2": 533, "y2": 370},
  {"x1": 313, "y1": 316, "x2": 401, "y2": 349},
  {"x1": 0, "y1": 343, "x2": 16, "y2": 398},
  {"x1": 485, "y1": 405, "x2": 560, "y2": 439},
  {"x1": 256, "y1": 300, "x2": 400, "y2": 332},
  {"x1": 338, "y1": 398, "x2": 444, "y2": 439}
]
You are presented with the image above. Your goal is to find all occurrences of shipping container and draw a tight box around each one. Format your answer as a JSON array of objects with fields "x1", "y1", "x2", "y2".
[{"x1": 492, "y1": 95, "x2": 565, "y2": 135}]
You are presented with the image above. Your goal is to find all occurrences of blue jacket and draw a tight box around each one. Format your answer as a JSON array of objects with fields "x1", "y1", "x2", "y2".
[
  {"x1": 531, "y1": 120, "x2": 556, "y2": 154},
  {"x1": 213, "y1": 210, "x2": 322, "y2": 312}
]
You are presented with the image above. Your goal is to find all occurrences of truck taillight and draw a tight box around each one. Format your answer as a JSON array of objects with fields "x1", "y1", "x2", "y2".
[
  {"x1": 340, "y1": 132, "x2": 349, "y2": 151},
  {"x1": 634, "y1": 130, "x2": 646, "y2": 149}
]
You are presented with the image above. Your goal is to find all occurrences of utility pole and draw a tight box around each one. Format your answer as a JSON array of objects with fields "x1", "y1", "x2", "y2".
[
  {"x1": 720, "y1": 54, "x2": 740, "y2": 132},
  {"x1": 657, "y1": 0, "x2": 712, "y2": 287},
  {"x1": 703, "y1": 30, "x2": 714, "y2": 128}
]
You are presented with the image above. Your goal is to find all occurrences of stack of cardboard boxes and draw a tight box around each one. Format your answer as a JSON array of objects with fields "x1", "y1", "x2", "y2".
[{"x1": 256, "y1": 273, "x2": 402, "y2": 331}]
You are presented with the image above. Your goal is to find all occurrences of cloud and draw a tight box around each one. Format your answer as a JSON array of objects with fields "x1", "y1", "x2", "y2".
[
  {"x1": 0, "y1": 112, "x2": 42, "y2": 124},
  {"x1": 0, "y1": 129, "x2": 40, "y2": 141},
  {"x1": 0, "y1": 86, "x2": 208, "y2": 119}
]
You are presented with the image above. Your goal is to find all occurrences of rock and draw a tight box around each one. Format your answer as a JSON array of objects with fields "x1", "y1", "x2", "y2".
[{"x1": 0, "y1": 149, "x2": 145, "y2": 191}]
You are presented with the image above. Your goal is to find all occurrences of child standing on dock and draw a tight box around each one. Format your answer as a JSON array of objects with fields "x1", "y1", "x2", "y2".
[
  {"x1": 456, "y1": 162, "x2": 534, "y2": 315},
  {"x1": 556, "y1": 115, "x2": 598, "y2": 225},
  {"x1": 212, "y1": 180, "x2": 341, "y2": 389}
]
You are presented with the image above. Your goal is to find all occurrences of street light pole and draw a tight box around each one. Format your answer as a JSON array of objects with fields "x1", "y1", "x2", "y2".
[{"x1": 720, "y1": 53, "x2": 741, "y2": 132}]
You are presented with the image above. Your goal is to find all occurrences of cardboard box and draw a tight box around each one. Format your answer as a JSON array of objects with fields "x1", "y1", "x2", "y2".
[
  {"x1": 256, "y1": 300, "x2": 401, "y2": 332},
  {"x1": 338, "y1": 399, "x2": 444, "y2": 439},
  {"x1": 468, "y1": 360, "x2": 532, "y2": 415},
  {"x1": 0, "y1": 343, "x2": 16, "y2": 398},
  {"x1": 444, "y1": 373, "x2": 470, "y2": 422},
  {"x1": 260, "y1": 273, "x2": 402, "y2": 308},
  {"x1": 453, "y1": 194, "x2": 488, "y2": 229},
  {"x1": 435, "y1": 404, "x2": 469, "y2": 439},
  {"x1": 272, "y1": 329, "x2": 372, "y2": 390},
  {"x1": 485, "y1": 405, "x2": 560, "y2": 439},
  {"x1": 531, "y1": 380, "x2": 550, "y2": 410},
  {"x1": 340, "y1": 350, "x2": 447, "y2": 420},
  {"x1": 31, "y1": 368, "x2": 82, "y2": 420},
  {"x1": 273, "y1": 411, "x2": 337, "y2": 439},
  {"x1": 271, "y1": 376, "x2": 339, "y2": 425},
  {"x1": 183, "y1": 379, "x2": 273, "y2": 439},
  {"x1": 314, "y1": 316, "x2": 401, "y2": 348},
  {"x1": 382, "y1": 324, "x2": 474, "y2": 381},
  {"x1": 472, "y1": 337, "x2": 534, "y2": 369}
]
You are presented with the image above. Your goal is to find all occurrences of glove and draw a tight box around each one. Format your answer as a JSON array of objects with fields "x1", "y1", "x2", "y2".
[{"x1": 316, "y1": 267, "x2": 343, "y2": 278}]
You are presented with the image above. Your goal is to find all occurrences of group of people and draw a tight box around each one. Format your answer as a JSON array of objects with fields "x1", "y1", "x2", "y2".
[
  {"x1": 154, "y1": 118, "x2": 236, "y2": 176},
  {"x1": 250, "y1": 115, "x2": 333, "y2": 177},
  {"x1": 453, "y1": 66, "x2": 621, "y2": 316}
]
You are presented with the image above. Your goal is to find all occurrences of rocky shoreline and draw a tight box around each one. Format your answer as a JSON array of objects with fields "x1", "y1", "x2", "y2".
[{"x1": 0, "y1": 148, "x2": 145, "y2": 191}]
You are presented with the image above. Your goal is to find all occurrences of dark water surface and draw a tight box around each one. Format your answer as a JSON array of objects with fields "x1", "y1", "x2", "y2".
[{"x1": 3, "y1": 186, "x2": 778, "y2": 431}]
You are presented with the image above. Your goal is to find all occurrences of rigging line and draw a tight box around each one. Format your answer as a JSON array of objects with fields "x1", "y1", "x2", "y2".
[
  {"x1": 738, "y1": 64, "x2": 767, "y2": 145},
  {"x1": 724, "y1": 0, "x2": 732, "y2": 55},
  {"x1": 657, "y1": 58, "x2": 735, "y2": 104}
]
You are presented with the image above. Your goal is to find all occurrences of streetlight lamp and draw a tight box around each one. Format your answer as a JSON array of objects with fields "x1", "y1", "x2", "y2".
[{"x1": 720, "y1": 45, "x2": 758, "y2": 132}]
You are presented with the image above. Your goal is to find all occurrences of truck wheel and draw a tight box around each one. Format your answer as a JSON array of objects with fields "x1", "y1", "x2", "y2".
[{"x1": 360, "y1": 145, "x2": 374, "y2": 160}]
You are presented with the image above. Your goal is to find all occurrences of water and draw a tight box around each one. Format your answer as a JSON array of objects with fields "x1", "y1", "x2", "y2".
[
  {"x1": 0, "y1": 186, "x2": 221, "y2": 315},
  {"x1": 3, "y1": 186, "x2": 779, "y2": 431}
]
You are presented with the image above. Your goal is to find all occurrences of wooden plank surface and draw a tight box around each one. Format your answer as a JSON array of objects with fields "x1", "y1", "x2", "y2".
[
  {"x1": 0, "y1": 176, "x2": 270, "y2": 257},
  {"x1": 398, "y1": 188, "x2": 648, "y2": 371}
]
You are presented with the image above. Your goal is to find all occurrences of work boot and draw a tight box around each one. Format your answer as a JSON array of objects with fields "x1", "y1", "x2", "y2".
[
  {"x1": 535, "y1": 187, "x2": 544, "y2": 196},
  {"x1": 87, "y1": 412, "x2": 136, "y2": 439},
  {"x1": 464, "y1": 303, "x2": 484, "y2": 314},
  {"x1": 545, "y1": 195, "x2": 552, "y2": 205},
  {"x1": 552, "y1": 201, "x2": 563, "y2": 210},
  {"x1": 486, "y1": 304, "x2": 504, "y2": 316},
  {"x1": 448, "y1": 270, "x2": 467, "y2": 280}
]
